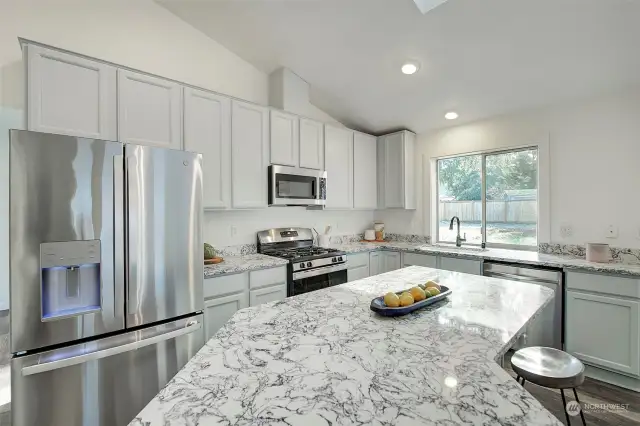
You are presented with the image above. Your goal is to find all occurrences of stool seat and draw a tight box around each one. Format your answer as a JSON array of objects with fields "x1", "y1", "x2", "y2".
[{"x1": 511, "y1": 346, "x2": 585, "y2": 389}]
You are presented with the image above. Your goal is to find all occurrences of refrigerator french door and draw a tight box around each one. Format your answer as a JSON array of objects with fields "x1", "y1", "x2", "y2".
[{"x1": 9, "y1": 130, "x2": 205, "y2": 426}]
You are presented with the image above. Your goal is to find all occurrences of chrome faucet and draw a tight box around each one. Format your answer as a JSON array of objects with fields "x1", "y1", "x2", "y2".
[{"x1": 449, "y1": 216, "x2": 466, "y2": 247}]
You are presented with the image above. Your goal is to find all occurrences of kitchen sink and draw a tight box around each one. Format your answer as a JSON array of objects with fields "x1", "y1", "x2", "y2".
[{"x1": 428, "y1": 244, "x2": 488, "y2": 252}]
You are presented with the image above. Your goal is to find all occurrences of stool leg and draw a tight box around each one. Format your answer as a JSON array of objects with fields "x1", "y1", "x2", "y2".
[
  {"x1": 560, "y1": 389, "x2": 571, "y2": 426},
  {"x1": 520, "y1": 377, "x2": 526, "y2": 387},
  {"x1": 516, "y1": 375, "x2": 520, "y2": 383},
  {"x1": 572, "y1": 388, "x2": 586, "y2": 426}
]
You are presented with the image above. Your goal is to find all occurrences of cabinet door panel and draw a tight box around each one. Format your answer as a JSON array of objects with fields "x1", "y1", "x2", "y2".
[
  {"x1": 384, "y1": 133, "x2": 404, "y2": 208},
  {"x1": 353, "y1": 133, "x2": 377, "y2": 209},
  {"x1": 369, "y1": 252, "x2": 381, "y2": 276},
  {"x1": 348, "y1": 265, "x2": 369, "y2": 282},
  {"x1": 324, "y1": 125, "x2": 353, "y2": 209},
  {"x1": 439, "y1": 257, "x2": 482, "y2": 275},
  {"x1": 231, "y1": 101, "x2": 269, "y2": 208},
  {"x1": 117, "y1": 70, "x2": 182, "y2": 149},
  {"x1": 27, "y1": 45, "x2": 117, "y2": 140},
  {"x1": 299, "y1": 118, "x2": 324, "y2": 170},
  {"x1": 184, "y1": 88, "x2": 231, "y2": 209},
  {"x1": 566, "y1": 291, "x2": 639, "y2": 376},
  {"x1": 270, "y1": 111, "x2": 299, "y2": 166},
  {"x1": 403, "y1": 253, "x2": 438, "y2": 268},
  {"x1": 250, "y1": 285, "x2": 287, "y2": 307},
  {"x1": 204, "y1": 292, "x2": 248, "y2": 340},
  {"x1": 384, "y1": 252, "x2": 401, "y2": 272}
]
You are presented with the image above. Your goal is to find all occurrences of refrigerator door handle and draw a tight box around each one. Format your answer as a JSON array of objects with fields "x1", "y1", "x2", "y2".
[
  {"x1": 113, "y1": 154, "x2": 125, "y2": 314},
  {"x1": 21, "y1": 321, "x2": 202, "y2": 377},
  {"x1": 126, "y1": 153, "x2": 139, "y2": 316}
]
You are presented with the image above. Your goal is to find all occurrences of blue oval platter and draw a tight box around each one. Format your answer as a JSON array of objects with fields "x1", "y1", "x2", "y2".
[{"x1": 370, "y1": 285, "x2": 452, "y2": 317}]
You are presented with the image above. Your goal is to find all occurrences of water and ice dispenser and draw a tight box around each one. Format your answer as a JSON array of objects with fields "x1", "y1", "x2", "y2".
[{"x1": 40, "y1": 240, "x2": 102, "y2": 321}]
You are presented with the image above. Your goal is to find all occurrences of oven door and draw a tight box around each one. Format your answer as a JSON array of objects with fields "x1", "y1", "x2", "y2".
[
  {"x1": 269, "y1": 165, "x2": 326, "y2": 206},
  {"x1": 290, "y1": 264, "x2": 347, "y2": 296}
]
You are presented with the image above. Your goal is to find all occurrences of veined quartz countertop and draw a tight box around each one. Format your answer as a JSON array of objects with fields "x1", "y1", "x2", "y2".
[
  {"x1": 204, "y1": 254, "x2": 288, "y2": 278},
  {"x1": 333, "y1": 241, "x2": 640, "y2": 277},
  {"x1": 131, "y1": 266, "x2": 560, "y2": 426}
]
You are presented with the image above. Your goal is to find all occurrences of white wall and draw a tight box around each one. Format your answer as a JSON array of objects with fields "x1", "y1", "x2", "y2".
[
  {"x1": 376, "y1": 88, "x2": 640, "y2": 249},
  {"x1": 268, "y1": 67, "x2": 342, "y2": 124},
  {"x1": 204, "y1": 209, "x2": 374, "y2": 247}
]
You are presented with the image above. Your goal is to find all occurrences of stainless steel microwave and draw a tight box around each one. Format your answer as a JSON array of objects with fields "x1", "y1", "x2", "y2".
[{"x1": 268, "y1": 165, "x2": 327, "y2": 207}]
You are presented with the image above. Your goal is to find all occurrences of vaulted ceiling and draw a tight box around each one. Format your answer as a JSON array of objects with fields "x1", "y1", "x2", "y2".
[{"x1": 158, "y1": 0, "x2": 640, "y2": 134}]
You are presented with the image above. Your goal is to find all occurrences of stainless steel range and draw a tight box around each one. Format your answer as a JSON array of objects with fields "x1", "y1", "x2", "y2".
[{"x1": 257, "y1": 228, "x2": 347, "y2": 296}]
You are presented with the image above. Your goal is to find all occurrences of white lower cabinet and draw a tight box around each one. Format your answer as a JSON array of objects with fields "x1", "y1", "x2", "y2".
[
  {"x1": 347, "y1": 252, "x2": 370, "y2": 282},
  {"x1": 566, "y1": 289, "x2": 640, "y2": 377},
  {"x1": 369, "y1": 252, "x2": 381, "y2": 276},
  {"x1": 438, "y1": 257, "x2": 482, "y2": 275},
  {"x1": 348, "y1": 265, "x2": 370, "y2": 282},
  {"x1": 250, "y1": 285, "x2": 287, "y2": 306},
  {"x1": 203, "y1": 266, "x2": 287, "y2": 339},
  {"x1": 383, "y1": 251, "x2": 401, "y2": 273},
  {"x1": 402, "y1": 252, "x2": 438, "y2": 268},
  {"x1": 204, "y1": 292, "x2": 248, "y2": 340}
]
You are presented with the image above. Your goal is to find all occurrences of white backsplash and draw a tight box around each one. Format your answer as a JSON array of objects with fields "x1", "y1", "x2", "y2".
[{"x1": 203, "y1": 208, "x2": 375, "y2": 247}]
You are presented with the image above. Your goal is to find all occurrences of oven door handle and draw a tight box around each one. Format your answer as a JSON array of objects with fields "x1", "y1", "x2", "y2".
[{"x1": 293, "y1": 263, "x2": 347, "y2": 280}]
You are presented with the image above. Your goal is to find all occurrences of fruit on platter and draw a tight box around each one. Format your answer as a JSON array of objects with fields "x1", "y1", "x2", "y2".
[
  {"x1": 383, "y1": 292, "x2": 400, "y2": 308},
  {"x1": 409, "y1": 287, "x2": 426, "y2": 302},
  {"x1": 399, "y1": 292, "x2": 415, "y2": 307},
  {"x1": 424, "y1": 280, "x2": 441, "y2": 291},
  {"x1": 426, "y1": 287, "x2": 441, "y2": 297}
]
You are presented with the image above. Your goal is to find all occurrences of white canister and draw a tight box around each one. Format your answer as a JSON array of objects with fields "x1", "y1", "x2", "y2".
[
  {"x1": 364, "y1": 230, "x2": 376, "y2": 241},
  {"x1": 586, "y1": 243, "x2": 610, "y2": 263}
]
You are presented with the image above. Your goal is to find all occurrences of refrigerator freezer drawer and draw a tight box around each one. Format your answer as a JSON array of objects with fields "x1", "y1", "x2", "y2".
[{"x1": 11, "y1": 314, "x2": 205, "y2": 426}]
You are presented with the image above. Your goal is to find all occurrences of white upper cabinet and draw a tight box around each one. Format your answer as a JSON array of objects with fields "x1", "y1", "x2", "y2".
[
  {"x1": 184, "y1": 88, "x2": 231, "y2": 209},
  {"x1": 299, "y1": 118, "x2": 324, "y2": 170},
  {"x1": 378, "y1": 130, "x2": 416, "y2": 209},
  {"x1": 117, "y1": 69, "x2": 182, "y2": 149},
  {"x1": 324, "y1": 125, "x2": 353, "y2": 209},
  {"x1": 269, "y1": 110, "x2": 299, "y2": 167},
  {"x1": 26, "y1": 44, "x2": 117, "y2": 140},
  {"x1": 231, "y1": 100, "x2": 269, "y2": 209},
  {"x1": 353, "y1": 132, "x2": 377, "y2": 209}
]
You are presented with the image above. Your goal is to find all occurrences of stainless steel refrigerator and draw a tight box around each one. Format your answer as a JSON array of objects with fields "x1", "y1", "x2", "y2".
[{"x1": 9, "y1": 130, "x2": 205, "y2": 426}]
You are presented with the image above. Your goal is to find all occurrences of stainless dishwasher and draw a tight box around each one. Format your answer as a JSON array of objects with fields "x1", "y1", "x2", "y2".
[{"x1": 483, "y1": 262, "x2": 563, "y2": 350}]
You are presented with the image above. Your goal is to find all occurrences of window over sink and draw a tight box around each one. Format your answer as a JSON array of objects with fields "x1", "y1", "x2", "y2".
[{"x1": 436, "y1": 147, "x2": 538, "y2": 249}]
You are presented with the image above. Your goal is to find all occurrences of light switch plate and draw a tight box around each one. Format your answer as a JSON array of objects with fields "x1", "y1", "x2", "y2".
[{"x1": 605, "y1": 224, "x2": 618, "y2": 239}]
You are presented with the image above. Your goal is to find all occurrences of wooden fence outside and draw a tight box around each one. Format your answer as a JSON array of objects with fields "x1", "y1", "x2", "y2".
[{"x1": 439, "y1": 200, "x2": 537, "y2": 223}]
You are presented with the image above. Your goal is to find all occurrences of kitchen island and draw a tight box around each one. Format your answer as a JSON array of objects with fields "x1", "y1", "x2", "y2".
[{"x1": 130, "y1": 266, "x2": 561, "y2": 425}]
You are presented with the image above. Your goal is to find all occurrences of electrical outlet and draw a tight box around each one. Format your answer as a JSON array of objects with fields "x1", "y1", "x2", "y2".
[
  {"x1": 605, "y1": 224, "x2": 618, "y2": 239},
  {"x1": 230, "y1": 226, "x2": 237, "y2": 237},
  {"x1": 637, "y1": 227, "x2": 640, "y2": 240},
  {"x1": 560, "y1": 224, "x2": 573, "y2": 238}
]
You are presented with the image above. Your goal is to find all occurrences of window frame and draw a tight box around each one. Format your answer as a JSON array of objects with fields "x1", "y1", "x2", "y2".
[{"x1": 435, "y1": 146, "x2": 539, "y2": 251}]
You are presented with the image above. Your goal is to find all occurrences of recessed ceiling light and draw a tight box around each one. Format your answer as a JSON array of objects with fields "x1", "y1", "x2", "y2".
[
  {"x1": 401, "y1": 62, "x2": 419, "y2": 75},
  {"x1": 445, "y1": 112, "x2": 459, "y2": 120}
]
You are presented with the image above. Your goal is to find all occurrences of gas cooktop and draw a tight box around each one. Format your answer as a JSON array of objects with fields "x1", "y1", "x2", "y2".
[{"x1": 265, "y1": 247, "x2": 341, "y2": 260}]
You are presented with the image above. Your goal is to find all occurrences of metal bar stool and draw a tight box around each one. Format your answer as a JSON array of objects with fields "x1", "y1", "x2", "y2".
[{"x1": 511, "y1": 346, "x2": 587, "y2": 426}]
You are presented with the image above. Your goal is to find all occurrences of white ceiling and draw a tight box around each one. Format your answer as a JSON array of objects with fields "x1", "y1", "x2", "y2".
[{"x1": 158, "y1": 0, "x2": 640, "y2": 134}]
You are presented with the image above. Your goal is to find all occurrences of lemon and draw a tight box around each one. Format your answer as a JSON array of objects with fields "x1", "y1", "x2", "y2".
[
  {"x1": 426, "y1": 287, "x2": 441, "y2": 297},
  {"x1": 425, "y1": 280, "x2": 441, "y2": 291},
  {"x1": 383, "y1": 292, "x2": 400, "y2": 308},
  {"x1": 409, "y1": 287, "x2": 426, "y2": 302},
  {"x1": 399, "y1": 292, "x2": 414, "y2": 307}
]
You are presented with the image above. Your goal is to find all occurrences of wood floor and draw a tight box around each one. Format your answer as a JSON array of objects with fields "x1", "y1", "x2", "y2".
[{"x1": 504, "y1": 351, "x2": 640, "y2": 426}]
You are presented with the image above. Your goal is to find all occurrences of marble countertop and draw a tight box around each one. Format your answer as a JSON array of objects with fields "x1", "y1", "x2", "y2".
[
  {"x1": 333, "y1": 241, "x2": 640, "y2": 277},
  {"x1": 204, "y1": 254, "x2": 288, "y2": 278},
  {"x1": 131, "y1": 266, "x2": 560, "y2": 426}
]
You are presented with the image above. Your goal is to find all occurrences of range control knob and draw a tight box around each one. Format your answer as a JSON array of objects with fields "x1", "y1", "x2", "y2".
[
  {"x1": 306, "y1": 262, "x2": 312, "y2": 267},
  {"x1": 337, "y1": 256, "x2": 343, "y2": 262},
  {"x1": 331, "y1": 257, "x2": 337, "y2": 263},
  {"x1": 299, "y1": 262, "x2": 305, "y2": 269}
]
